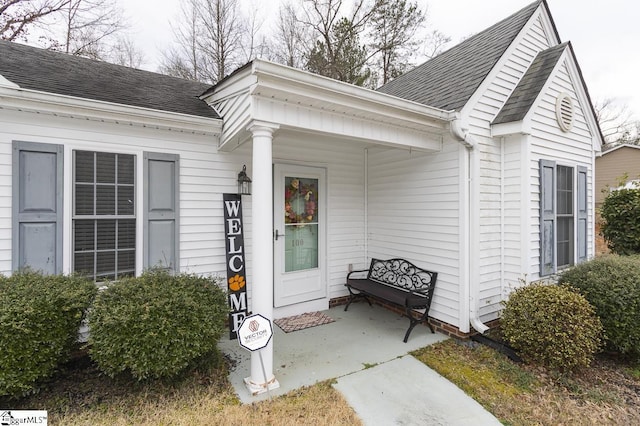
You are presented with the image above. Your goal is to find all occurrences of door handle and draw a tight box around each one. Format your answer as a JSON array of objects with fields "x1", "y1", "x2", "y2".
[{"x1": 274, "y1": 229, "x2": 285, "y2": 240}]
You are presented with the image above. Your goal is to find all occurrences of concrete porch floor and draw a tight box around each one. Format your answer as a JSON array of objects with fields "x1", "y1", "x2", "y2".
[
  {"x1": 218, "y1": 301, "x2": 448, "y2": 403},
  {"x1": 218, "y1": 302, "x2": 503, "y2": 425}
]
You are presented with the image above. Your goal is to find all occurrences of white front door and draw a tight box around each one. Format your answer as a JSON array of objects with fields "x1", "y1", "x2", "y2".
[{"x1": 273, "y1": 164, "x2": 326, "y2": 307}]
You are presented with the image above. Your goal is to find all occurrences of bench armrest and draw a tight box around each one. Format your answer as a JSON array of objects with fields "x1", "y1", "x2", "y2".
[{"x1": 347, "y1": 269, "x2": 369, "y2": 280}]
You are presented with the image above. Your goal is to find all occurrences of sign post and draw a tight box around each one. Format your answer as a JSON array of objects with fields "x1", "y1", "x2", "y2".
[
  {"x1": 223, "y1": 193, "x2": 248, "y2": 339},
  {"x1": 237, "y1": 314, "x2": 279, "y2": 396}
]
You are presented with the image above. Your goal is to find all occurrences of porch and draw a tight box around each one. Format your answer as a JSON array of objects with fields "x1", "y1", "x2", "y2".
[
  {"x1": 218, "y1": 301, "x2": 448, "y2": 403},
  {"x1": 218, "y1": 302, "x2": 502, "y2": 424}
]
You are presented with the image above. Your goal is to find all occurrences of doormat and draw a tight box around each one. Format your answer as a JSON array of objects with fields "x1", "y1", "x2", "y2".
[{"x1": 274, "y1": 311, "x2": 335, "y2": 333}]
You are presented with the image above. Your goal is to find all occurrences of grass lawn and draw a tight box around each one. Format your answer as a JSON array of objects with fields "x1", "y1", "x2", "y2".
[
  {"x1": 413, "y1": 340, "x2": 640, "y2": 425},
  {"x1": 0, "y1": 351, "x2": 361, "y2": 425},
  {"x1": 2, "y1": 340, "x2": 639, "y2": 425}
]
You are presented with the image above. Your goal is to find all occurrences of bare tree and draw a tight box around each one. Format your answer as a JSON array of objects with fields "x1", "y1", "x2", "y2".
[
  {"x1": 159, "y1": 0, "x2": 206, "y2": 81},
  {"x1": 56, "y1": 0, "x2": 125, "y2": 58},
  {"x1": 270, "y1": 2, "x2": 310, "y2": 68},
  {"x1": 239, "y1": 0, "x2": 267, "y2": 63},
  {"x1": 162, "y1": 0, "x2": 246, "y2": 83},
  {"x1": 422, "y1": 28, "x2": 450, "y2": 60},
  {"x1": 595, "y1": 98, "x2": 640, "y2": 146},
  {"x1": 196, "y1": 0, "x2": 245, "y2": 82},
  {"x1": 1, "y1": 0, "x2": 69, "y2": 41},
  {"x1": 108, "y1": 35, "x2": 144, "y2": 68}
]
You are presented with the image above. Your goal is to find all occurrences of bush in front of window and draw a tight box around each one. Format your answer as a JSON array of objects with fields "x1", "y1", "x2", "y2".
[
  {"x1": 600, "y1": 186, "x2": 640, "y2": 255},
  {"x1": 559, "y1": 255, "x2": 640, "y2": 358},
  {"x1": 502, "y1": 283, "x2": 603, "y2": 372},
  {"x1": 88, "y1": 270, "x2": 227, "y2": 380},
  {"x1": 0, "y1": 271, "x2": 96, "y2": 398}
]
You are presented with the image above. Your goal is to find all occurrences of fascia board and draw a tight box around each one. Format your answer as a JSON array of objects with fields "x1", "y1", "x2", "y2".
[
  {"x1": 492, "y1": 121, "x2": 530, "y2": 137},
  {"x1": 251, "y1": 60, "x2": 455, "y2": 129},
  {"x1": 0, "y1": 73, "x2": 19, "y2": 89},
  {"x1": 562, "y1": 49, "x2": 604, "y2": 151},
  {"x1": 0, "y1": 86, "x2": 222, "y2": 136}
]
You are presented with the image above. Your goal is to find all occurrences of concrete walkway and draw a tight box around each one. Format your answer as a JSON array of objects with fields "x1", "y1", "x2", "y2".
[
  {"x1": 334, "y1": 355, "x2": 501, "y2": 425},
  {"x1": 218, "y1": 303, "x2": 501, "y2": 424}
]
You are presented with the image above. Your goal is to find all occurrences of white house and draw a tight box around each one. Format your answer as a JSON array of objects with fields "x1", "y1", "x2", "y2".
[{"x1": 0, "y1": 0, "x2": 602, "y2": 393}]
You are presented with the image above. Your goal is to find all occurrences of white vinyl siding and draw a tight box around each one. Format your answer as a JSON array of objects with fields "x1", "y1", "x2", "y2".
[
  {"x1": 0, "y1": 109, "x2": 227, "y2": 276},
  {"x1": 366, "y1": 141, "x2": 461, "y2": 327},
  {"x1": 529, "y1": 60, "x2": 594, "y2": 279},
  {"x1": 462, "y1": 14, "x2": 553, "y2": 322}
]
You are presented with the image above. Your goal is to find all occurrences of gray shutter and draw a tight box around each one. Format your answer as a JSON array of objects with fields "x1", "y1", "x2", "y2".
[
  {"x1": 143, "y1": 152, "x2": 179, "y2": 271},
  {"x1": 577, "y1": 166, "x2": 588, "y2": 263},
  {"x1": 12, "y1": 141, "x2": 63, "y2": 274},
  {"x1": 539, "y1": 159, "x2": 556, "y2": 276}
]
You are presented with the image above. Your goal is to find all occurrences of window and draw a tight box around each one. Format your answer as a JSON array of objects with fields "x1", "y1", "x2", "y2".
[
  {"x1": 13, "y1": 143, "x2": 179, "y2": 279},
  {"x1": 539, "y1": 160, "x2": 587, "y2": 276},
  {"x1": 556, "y1": 165, "x2": 574, "y2": 268},
  {"x1": 73, "y1": 150, "x2": 136, "y2": 280}
]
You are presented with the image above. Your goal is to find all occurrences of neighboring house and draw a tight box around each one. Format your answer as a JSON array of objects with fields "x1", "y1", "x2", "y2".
[
  {"x1": 594, "y1": 144, "x2": 640, "y2": 254},
  {"x1": 0, "y1": 0, "x2": 601, "y2": 388},
  {"x1": 595, "y1": 144, "x2": 640, "y2": 206}
]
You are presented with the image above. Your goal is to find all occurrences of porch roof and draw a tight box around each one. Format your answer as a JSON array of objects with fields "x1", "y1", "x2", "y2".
[{"x1": 202, "y1": 60, "x2": 458, "y2": 152}]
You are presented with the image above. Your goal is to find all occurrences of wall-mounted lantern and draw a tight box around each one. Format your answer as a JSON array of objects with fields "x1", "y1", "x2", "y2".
[{"x1": 237, "y1": 165, "x2": 252, "y2": 195}]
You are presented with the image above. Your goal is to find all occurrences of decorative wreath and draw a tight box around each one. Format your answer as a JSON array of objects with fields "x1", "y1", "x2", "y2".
[{"x1": 285, "y1": 178, "x2": 317, "y2": 224}]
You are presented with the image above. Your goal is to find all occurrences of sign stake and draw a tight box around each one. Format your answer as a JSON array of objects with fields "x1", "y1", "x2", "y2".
[{"x1": 258, "y1": 351, "x2": 272, "y2": 400}]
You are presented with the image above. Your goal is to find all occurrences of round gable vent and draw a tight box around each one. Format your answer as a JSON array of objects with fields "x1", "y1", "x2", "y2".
[{"x1": 555, "y1": 92, "x2": 574, "y2": 132}]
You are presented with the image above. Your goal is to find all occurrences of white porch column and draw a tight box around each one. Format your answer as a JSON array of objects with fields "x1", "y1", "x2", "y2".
[{"x1": 245, "y1": 121, "x2": 280, "y2": 395}]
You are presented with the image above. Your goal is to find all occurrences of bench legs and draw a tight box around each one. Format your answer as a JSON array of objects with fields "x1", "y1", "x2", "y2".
[
  {"x1": 403, "y1": 306, "x2": 434, "y2": 343},
  {"x1": 344, "y1": 286, "x2": 372, "y2": 311}
]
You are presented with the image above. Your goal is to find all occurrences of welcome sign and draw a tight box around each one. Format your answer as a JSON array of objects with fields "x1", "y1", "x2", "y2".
[{"x1": 223, "y1": 193, "x2": 248, "y2": 339}]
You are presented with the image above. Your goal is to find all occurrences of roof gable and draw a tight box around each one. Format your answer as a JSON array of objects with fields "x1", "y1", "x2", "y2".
[
  {"x1": 0, "y1": 41, "x2": 219, "y2": 119},
  {"x1": 493, "y1": 42, "x2": 567, "y2": 125},
  {"x1": 600, "y1": 144, "x2": 640, "y2": 156},
  {"x1": 377, "y1": 1, "x2": 543, "y2": 111}
]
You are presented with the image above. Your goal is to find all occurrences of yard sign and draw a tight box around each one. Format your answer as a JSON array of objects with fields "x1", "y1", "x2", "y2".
[{"x1": 223, "y1": 193, "x2": 248, "y2": 339}]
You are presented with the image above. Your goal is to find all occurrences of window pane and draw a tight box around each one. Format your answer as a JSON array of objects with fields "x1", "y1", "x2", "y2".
[
  {"x1": 74, "y1": 220, "x2": 94, "y2": 251},
  {"x1": 557, "y1": 166, "x2": 573, "y2": 215},
  {"x1": 557, "y1": 217, "x2": 574, "y2": 268},
  {"x1": 75, "y1": 184, "x2": 94, "y2": 215},
  {"x1": 74, "y1": 252, "x2": 94, "y2": 277},
  {"x1": 118, "y1": 186, "x2": 134, "y2": 215},
  {"x1": 96, "y1": 152, "x2": 116, "y2": 183},
  {"x1": 75, "y1": 151, "x2": 94, "y2": 183},
  {"x1": 118, "y1": 250, "x2": 136, "y2": 276},
  {"x1": 118, "y1": 154, "x2": 135, "y2": 184},
  {"x1": 96, "y1": 186, "x2": 115, "y2": 215},
  {"x1": 97, "y1": 220, "x2": 116, "y2": 250},
  {"x1": 118, "y1": 219, "x2": 136, "y2": 249},
  {"x1": 74, "y1": 150, "x2": 137, "y2": 282},
  {"x1": 97, "y1": 251, "x2": 116, "y2": 278}
]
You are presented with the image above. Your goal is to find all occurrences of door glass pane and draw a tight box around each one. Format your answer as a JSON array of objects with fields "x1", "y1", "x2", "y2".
[
  {"x1": 284, "y1": 176, "x2": 318, "y2": 272},
  {"x1": 285, "y1": 224, "x2": 319, "y2": 272}
]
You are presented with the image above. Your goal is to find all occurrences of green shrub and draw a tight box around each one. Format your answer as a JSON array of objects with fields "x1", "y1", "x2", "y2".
[
  {"x1": 559, "y1": 255, "x2": 640, "y2": 357},
  {"x1": 88, "y1": 270, "x2": 227, "y2": 380},
  {"x1": 502, "y1": 283, "x2": 603, "y2": 372},
  {"x1": 600, "y1": 186, "x2": 640, "y2": 254},
  {"x1": 0, "y1": 271, "x2": 96, "y2": 398}
]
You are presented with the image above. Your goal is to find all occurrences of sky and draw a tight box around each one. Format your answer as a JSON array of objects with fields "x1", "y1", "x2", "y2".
[{"x1": 122, "y1": 0, "x2": 640, "y2": 120}]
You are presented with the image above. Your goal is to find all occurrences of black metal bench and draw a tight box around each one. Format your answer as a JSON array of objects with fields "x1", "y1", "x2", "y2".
[{"x1": 344, "y1": 258, "x2": 438, "y2": 343}]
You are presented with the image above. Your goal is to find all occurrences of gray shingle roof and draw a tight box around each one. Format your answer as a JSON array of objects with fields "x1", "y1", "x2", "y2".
[
  {"x1": 493, "y1": 43, "x2": 567, "y2": 125},
  {"x1": 0, "y1": 40, "x2": 219, "y2": 119},
  {"x1": 377, "y1": 1, "x2": 542, "y2": 111}
]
